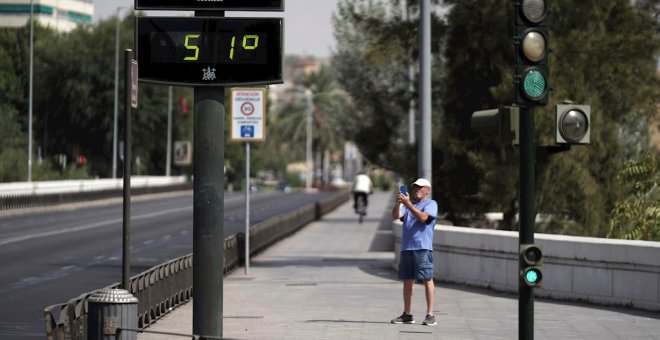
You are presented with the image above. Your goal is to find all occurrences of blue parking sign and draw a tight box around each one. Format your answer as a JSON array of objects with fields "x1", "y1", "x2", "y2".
[{"x1": 241, "y1": 125, "x2": 255, "y2": 138}]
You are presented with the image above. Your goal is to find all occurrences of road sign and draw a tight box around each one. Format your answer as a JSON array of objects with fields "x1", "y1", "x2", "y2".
[
  {"x1": 136, "y1": 17, "x2": 283, "y2": 86},
  {"x1": 135, "y1": 0, "x2": 284, "y2": 11},
  {"x1": 174, "y1": 141, "x2": 192, "y2": 165},
  {"x1": 230, "y1": 88, "x2": 266, "y2": 141}
]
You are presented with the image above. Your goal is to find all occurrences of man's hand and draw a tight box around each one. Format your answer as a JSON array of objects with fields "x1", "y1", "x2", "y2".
[
  {"x1": 392, "y1": 191, "x2": 407, "y2": 220},
  {"x1": 396, "y1": 191, "x2": 412, "y2": 207}
]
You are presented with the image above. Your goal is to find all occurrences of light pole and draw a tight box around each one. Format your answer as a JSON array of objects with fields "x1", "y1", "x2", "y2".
[
  {"x1": 113, "y1": 6, "x2": 130, "y2": 178},
  {"x1": 404, "y1": 2, "x2": 415, "y2": 145},
  {"x1": 166, "y1": 86, "x2": 173, "y2": 176},
  {"x1": 304, "y1": 89, "x2": 313, "y2": 191},
  {"x1": 418, "y1": 0, "x2": 432, "y2": 191},
  {"x1": 27, "y1": 0, "x2": 34, "y2": 182}
]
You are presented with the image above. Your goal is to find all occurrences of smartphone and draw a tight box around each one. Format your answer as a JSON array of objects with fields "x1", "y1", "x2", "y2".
[{"x1": 400, "y1": 185, "x2": 407, "y2": 195}]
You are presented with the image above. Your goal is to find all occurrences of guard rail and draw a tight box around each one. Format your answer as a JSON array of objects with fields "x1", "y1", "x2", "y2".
[{"x1": 43, "y1": 190, "x2": 348, "y2": 340}]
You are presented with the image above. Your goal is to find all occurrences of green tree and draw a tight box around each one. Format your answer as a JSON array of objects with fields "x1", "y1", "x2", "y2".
[
  {"x1": 333, "y1": 0, "x2": 660, "y2": 236},
  {"x1": 442, "y1": 0, "x2": 658, "y2": 233},
  {"x1": 268, "y1": 64, "x2": 353, "y2": 186},
  {"x1": 31, "y1": 13, "x2": 189, "y2": 178},
  {"x1": 608, "y1": 151, "x2": 660, "y2": 241},
  {"x1": 332, "y1": 0, "x2": 446, "y2": 184},
  {"x1": 0, "y1": 14, "x2": 198, "y2": 181}
]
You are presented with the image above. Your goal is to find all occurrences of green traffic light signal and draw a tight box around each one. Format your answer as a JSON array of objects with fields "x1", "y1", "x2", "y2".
[
  {"x1": 523, "y1": 267, "x2": 542, "y2": 285},
  {"x1": 520, "y1": 244, "x2": 543, "y2": 287},
  {"x1": 522, "y1": 68, "x2": 547, "y2": 99}
]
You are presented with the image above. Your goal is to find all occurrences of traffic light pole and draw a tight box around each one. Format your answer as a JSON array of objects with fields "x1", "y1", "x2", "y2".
[{"x1": 519, "y1": 106, "x2": 535, "y2": 340}]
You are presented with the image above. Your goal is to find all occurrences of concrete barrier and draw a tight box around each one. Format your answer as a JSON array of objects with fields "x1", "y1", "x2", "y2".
[
  {"x1": 393, "y1": 223, "x2": 660, "y2": 312},
  {"x1": 0, "y1": 176, "x2": 187, "y2": 195}
]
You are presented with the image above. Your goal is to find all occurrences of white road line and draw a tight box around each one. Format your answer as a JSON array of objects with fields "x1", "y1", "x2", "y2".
[{"x1": 0, "y1": 205, "x2": 192, "y2": 246}]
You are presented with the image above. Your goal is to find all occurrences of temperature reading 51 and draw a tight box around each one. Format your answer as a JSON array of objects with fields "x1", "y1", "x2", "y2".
[{"x1": 183, "y1": 34, "x2": 260, "y2": 61}]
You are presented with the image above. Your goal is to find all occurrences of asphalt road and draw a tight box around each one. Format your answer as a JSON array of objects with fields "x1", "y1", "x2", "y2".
[{"x1": 0, "y1": 190, "x2": 332, "y2": 339}]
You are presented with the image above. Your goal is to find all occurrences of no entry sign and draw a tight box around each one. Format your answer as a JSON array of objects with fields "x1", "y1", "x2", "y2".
[{"x1": 230, "y1": 88, "x2": 266, "y2": 141}]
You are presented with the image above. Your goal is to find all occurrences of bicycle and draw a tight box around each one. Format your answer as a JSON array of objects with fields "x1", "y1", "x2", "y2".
[{"x1": 356, "y1": 194, "x2": 367, "y2": 224}]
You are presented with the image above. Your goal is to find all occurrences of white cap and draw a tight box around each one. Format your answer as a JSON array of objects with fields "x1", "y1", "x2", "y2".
[{"x1": 411, "y1": 178, "x2": 431, "y2": 188}]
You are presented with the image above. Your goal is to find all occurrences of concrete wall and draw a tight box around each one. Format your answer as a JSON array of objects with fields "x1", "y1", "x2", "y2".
[
  {"x1": 0, "y1": 176, "x2": 187, "y2": 195},
  {"x1": 393, "y1": 223, "x2": 660, "y2": 312}
]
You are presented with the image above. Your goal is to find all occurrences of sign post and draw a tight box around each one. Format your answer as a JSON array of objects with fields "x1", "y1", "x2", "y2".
[
  {"x1": 122, "y1": 50, "x2": 135, "y2": 291},
  {"x1": 230, "y1": 87, "x2": 266, "y2": 274}
]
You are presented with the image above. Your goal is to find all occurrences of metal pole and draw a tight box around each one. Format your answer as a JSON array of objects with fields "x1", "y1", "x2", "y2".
[
  {"x1": 405, "y1": 3, "x2": 415, "y2": 145},
  {"x1": 193, "y1": 86, "x2": 224, "y2": 339},
  {"x1": 419, "y1": 0, "x2": 432, "y2": 188},
  {"x1": 245, "y1": 142, "x2": 250, "y2": 274},
  {"x1": 112, "y1": 7, "x2": 121, "y2": 179},
  {"x1": 519, "y1": 106, "x2": 535, "y2": 340},
  {"x1": 28, "y1": 0, "x2": 34, "y2": 182},
  {"x1": 122, "y1": 49, "x2": 133, "y2": 291},
  {"x1": 166, "y1": 86, "x2": 173, "y2": 176},
  {"x1": 192, "y1": 13, "x2": 226, "y2": 338},
  {"x1": 408, "y1": 65, "x2": 416, "y2": 145},
  {"x1": 305, "y1": 90, "x2": 313, "y2": 191}
]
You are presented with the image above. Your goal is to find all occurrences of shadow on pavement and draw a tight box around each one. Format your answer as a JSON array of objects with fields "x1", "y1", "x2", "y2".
[{"x1": 303, "y1": 319, "x2": 392, "y2": 325}]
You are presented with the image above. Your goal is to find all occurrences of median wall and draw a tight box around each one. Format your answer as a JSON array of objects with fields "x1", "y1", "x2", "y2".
[{"x1": 393, "y1": 223, "x2": 660, "y2": 312}]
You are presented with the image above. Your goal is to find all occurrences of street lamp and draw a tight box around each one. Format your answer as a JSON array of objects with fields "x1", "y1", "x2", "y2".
[
  {"x1": 304, "y1": 89, "x2": 313, "y2": 191},
  {"x1": 113, "y1": 6, "x2": 130, "y2": 179},
  {"x1": 28, "y1": 0, "x2": 34, "y2": 182}
]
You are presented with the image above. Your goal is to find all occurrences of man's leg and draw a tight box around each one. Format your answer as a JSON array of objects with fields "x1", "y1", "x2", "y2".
[
  {"x1": 423, "y1": 279, "x2": 435, "y2": 315},
  {"x1": 403, "y1": 279, "x2": 414, "y2": 315}
]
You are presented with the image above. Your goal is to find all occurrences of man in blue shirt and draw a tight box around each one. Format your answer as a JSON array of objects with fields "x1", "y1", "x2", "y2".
[{"x1": 390, "y1": 178, "x2": 438, "y2": 326}]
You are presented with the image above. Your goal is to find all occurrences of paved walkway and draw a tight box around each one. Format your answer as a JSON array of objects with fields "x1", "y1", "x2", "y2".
[{"x1": 139, "y1": 192, "x2": 660, "y2": 340}]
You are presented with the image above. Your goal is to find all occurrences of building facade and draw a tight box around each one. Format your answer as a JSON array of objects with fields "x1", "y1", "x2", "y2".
[{"x1": 0, "y1": 0, "x2": 93, "y2": 33}]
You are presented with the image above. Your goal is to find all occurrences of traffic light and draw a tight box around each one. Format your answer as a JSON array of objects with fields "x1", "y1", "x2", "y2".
[
  {"x1": 471, "y1": 106, "x2": 520, "y2": 145},
  {"x1": 514, "y1": 0, "x2": 549, "y2": 106},
  {"x1": 556, "y1": 104, "x2": 590, "y2": 144},
  {"x1": 77, "y1": 154, "x2": 86, "y2": 166},
  {"x1": 520, "y1": 244, "x2": 543, "y2": 287}
]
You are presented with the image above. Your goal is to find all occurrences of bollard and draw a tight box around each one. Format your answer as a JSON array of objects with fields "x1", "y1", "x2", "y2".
[{"x1": 87, "y1": 288, "x2": 138, "y2": 340}]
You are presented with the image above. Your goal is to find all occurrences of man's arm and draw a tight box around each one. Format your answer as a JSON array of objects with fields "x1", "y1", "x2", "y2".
[
  {"x1": 392, "y1": 192, "x2": 404, "y2": 220},
  {"x1": 404, "y1": 201, "x2": 430, "y2": 223}
]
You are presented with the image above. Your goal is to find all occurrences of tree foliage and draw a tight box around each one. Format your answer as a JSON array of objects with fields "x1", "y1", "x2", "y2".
[
  {"x1": 333, "y1": 0, "x2": 660, "y2": 236},
  {"x1": 266, "y1": 63, "x2": 353, "y2": 185},
  {"x1": 333, "y1": 0, "x2": 446, "y2": 183},
  {"x1": 0, "y1": 14, "x2": 195, "y2": 180},
  {"x1": 608, "y1": 151, "x2": 660, "y2": 241}
]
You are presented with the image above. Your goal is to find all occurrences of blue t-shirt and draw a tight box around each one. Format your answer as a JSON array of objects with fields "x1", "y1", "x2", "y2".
[{"x1": 400, "y1": 199, "x2": 438, "y2": 251}]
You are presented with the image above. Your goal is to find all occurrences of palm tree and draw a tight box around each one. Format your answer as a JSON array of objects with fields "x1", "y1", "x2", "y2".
[{"x1": 269, "y1": 65, "x2": 353, "y2": 186}]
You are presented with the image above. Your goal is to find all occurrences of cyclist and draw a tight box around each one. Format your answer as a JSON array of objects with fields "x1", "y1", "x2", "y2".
[{"x1": 352, "y1": 170, "x2": 373, "y2": 213}]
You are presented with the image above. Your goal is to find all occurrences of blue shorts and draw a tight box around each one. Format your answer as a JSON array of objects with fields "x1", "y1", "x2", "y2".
[{"x1": 398, "y1": 249, "x2": 434, "y2": 280}]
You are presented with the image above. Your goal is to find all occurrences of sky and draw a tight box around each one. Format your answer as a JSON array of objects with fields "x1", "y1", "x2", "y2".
[{"x1": 93, "y1": 0, "x2": 338, "y2": 58}]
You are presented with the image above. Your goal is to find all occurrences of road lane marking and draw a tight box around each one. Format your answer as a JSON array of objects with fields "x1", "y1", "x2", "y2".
[{"x1": 0, "y1": 205, "x2": 192, "y2": 246}]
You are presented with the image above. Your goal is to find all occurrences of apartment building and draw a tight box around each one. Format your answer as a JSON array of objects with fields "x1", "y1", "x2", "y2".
[{"x1": 0, "y1": 0, "x2": 93, "y2": 32}]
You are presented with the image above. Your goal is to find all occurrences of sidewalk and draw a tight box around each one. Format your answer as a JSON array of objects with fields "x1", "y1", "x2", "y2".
[{"x1": 139, "y1": 192, "x2": 660, "y2": 340}]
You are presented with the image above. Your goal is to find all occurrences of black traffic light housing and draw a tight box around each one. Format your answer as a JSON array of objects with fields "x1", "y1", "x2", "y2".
[
  {"x1": 520, "y1": 244, "x2": 543, "y2": 287},
  {"x1": 514, "y1": 0, "x2": 550, "y2": 106},
  {"x1": 471, "y1": 106, "x2": 520, "y2": 145},
  {"x1": 556, "y1": 104, "x2": 590, "y2": 144}
]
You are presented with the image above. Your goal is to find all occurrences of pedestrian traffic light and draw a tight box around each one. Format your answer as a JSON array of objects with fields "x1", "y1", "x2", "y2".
[
  {"x1": 514, "y1": 0, "x2": 549, "y2": 106},
  {"x1": 556, "y1": 104, "x2": 590, "y2": 144},
  {"x1": 471, "y1": 106, "x2": 520, "y2": 145},
  {"x1": 520, "y1": 244, "x2": 543, "y2": 287}
]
